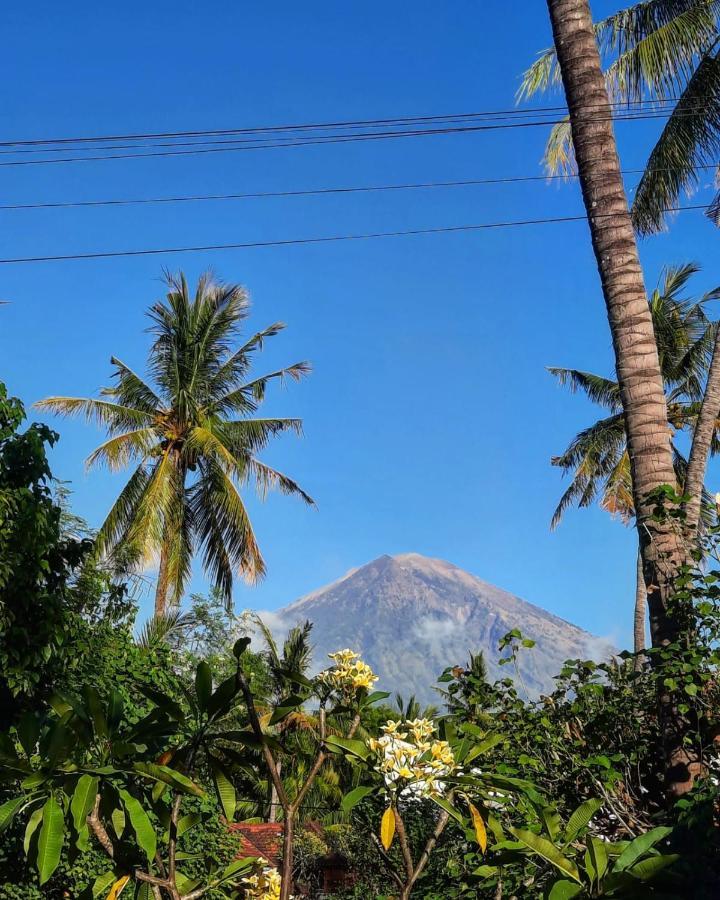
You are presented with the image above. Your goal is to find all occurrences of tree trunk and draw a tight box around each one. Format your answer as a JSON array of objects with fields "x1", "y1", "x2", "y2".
[
  {"x1": 280, "y1": 815, "x2": 294, "y2": 900},
  {"x1": 269, "y1": 760, "x2": 282, "y2": 822},
  {"x1": 683, "y1": 326, "x2": 720, "y2": 533},
  {"x1": 154, "y1": 544, "x2": 170, "y2": 617},
  {"x1": 545, "y1": 0, "x2": 693, "y2": 795},
  {"x1": 633, "y1": 547, "x2": 646, "y2": 669}
]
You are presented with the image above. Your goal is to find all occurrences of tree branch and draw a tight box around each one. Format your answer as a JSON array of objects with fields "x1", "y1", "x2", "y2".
[
  {"x1": 370, "y1": 832, "x2": 405, "y2": 891},
  {"x1": 392, "y1": 804, "x2": 415, "y2": 882},
  {"x1": 87, "y1": 794, "x2": 115, "y2": 860}
]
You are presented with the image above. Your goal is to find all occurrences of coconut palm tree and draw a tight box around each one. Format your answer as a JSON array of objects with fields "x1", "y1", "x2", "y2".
[
  {"x1": 522, "y1": 0, "x2": 720, "y2": 235},
  {"x1": 36, "y1": 271, "x2": 313, "y2": 615},
  {"x1": 550, "y1": 263, "x2": 720, "y2": 656}
]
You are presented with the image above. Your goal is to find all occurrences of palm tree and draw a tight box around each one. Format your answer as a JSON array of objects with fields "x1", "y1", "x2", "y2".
[
  {"x1": 544, "y1": 0, "x2": 699, "y2": 796},
  {"x1": 550, "y1": 263, "x2": 720, "y2": 656},
  {"x1": 36, "y1": 271, "x2": 314, "y2": 615},
  {"x1": 522, "y1": 0, "x2": 720, "y2": 236}
]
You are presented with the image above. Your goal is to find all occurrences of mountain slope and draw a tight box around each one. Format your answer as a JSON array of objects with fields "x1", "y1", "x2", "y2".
[{"x1": 271, "y1": 553, "x2": 611, "y2": 705}]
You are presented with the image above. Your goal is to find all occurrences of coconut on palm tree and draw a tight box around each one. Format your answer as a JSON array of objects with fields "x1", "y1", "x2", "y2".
[
  {"x1": 37, "y1": 271, "x2": 314, "y2": 615},
  {"x1": 522, "y1": 0, "x2": 720, "y2": 235},
  {"x1": 550, "y1": 263, "x2": 720, "y2": 654}
]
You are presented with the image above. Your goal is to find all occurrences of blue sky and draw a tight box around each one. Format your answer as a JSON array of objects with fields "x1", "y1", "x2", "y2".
[{"x1": 2, "y1": 1, "x2": 720, "y2": 647}]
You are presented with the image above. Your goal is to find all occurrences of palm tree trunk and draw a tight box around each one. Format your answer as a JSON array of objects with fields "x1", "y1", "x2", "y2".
[
  {"x1": 683, "y1": 326, "x2": 720, "y2": 533},
  {"x1": 545, "y1": 0, "x2": 694, "y2": 795},
  {"x1": 633, "y1": 548, "x2": 646, "y2": 669},
  {"x1": 154, "y1": 545, "x2": 170, "y2": 617}
]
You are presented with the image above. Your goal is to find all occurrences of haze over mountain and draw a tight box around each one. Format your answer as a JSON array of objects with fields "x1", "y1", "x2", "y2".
[{"x1": 268, "y1": 553, "x2": 612, "y2": 706}]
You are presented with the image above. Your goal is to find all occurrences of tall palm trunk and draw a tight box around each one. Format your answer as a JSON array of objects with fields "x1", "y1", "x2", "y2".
[
  {"x1": 684, "y1": 327, "x2": 720, "y2": 533},
  {"x1": 154, "y1": 545, "x2": 170, "y2": 617},
  {"x1": 545, "y1": 0, "x2": 695, "y2": 795},
  {"x1": 633, "y1": 548, "x2": 646, "y2": 669}
]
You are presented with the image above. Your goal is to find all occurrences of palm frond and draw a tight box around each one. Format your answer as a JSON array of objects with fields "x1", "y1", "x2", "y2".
[
  {"x1": 246, "y1": 458, "x2": 315, "y2": 506},
  {"x1": 192, "y1": 457, "x2": 265, "y2": 594},
  {"x1": 136, "y1": 608, "x2": 196, "y2": 649},
  {"x1": 101, "y1": 357, "x2": 162, "y2": 415},
  {"x1": 209, "y1": 363, "x2": 311, "y2": 417},
  {"x1": 547, "y1": 368, "x2": 623, "y2": 410},
  {"x1": 208, "y1": 322, "x2": 287, "y2": 397},
  {"x1": 632, "y1": 52, "x2": 720, "y2": 234},
  {"x1": 33, "y1": 397, "x2": 153, "y2": 433},
  {"x1": 85, "y1": 428, "x2": 159, "y2": 472},
  {"x1": 544, "y1": 119, "x2": 576, "y2": 176}
]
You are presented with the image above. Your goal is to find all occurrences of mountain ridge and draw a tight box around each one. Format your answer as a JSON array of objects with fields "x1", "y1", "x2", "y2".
[{"x1": 268, "y1": 553, "x2": 611, "y2": 704}]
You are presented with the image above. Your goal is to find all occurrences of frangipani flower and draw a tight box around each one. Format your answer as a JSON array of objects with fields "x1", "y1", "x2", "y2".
[
  {"x1": 366, "y1": 718, "x2": 457, "y2": 798},
  {"x1": 242, "y1": 864, "x2": 283, "y2": 900},
  {"x1": 316, "y1": 649, "x2": 378, "y2": 696}
]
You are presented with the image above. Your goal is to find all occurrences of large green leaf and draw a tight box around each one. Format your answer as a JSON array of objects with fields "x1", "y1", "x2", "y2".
[
  {"x1": 627, "y1": 853, "x2": 680, "y2": 881},
  {"x1": 210, "y1": 760, "x2": 236, "y2": 822},
  {"x1": 119, "y1": 789, "x2": 157, "y2": 861},
  {"x1": 547, "y1": 881, "x2": 584, "y2": 899},
  {"x1": 177, "y1": 812, "x2": 202, "y2": 839},
  {"x1": 216, "y1": 856, "x2": 257, "y2": 886},
  {"x1": 269, "y1": 694, "x2": 305, "y2": 726},
  {"x1": 207, "y1": 673, "x2": 240, "y2": 720},
  {"x1": 134, "y1": 684, "x2": 185, "y2": 721},
  {"x1": 16, "y1": 713, "x2": 40, "y2": 757},
  {"x1": 341, "y1": 786, "x2": 376, "y2": 813},
  {"x1": 0, "y1": 796, "x2": 25, "y2": 834},
  {"x1": 24, "y1": 806, "x2": 44, "y2": 856},
  {"x1": 428, "y1": 793, "x2": 464, "y2": 825},
  {"x1": 37, "y1": 795, "x2": 65, "y2": 885},
  {"x1": 70, "y1": 774, "x2": 98, "y2": 849},
  {"x1": 564, "y1": 798, "x2": 603, "y2": 844},
  {"x1": 540, "y1": 806, "x2": 562, "y2": 842},
  {"x1": 614, "y1": 827, "x2": 672, "y2": 872},
  {"x1": 133, "y1": 762, "x2": 204, "y2": 797},
  {"x1": 83, "y1": 686, "x2": 109, "y2": 739},
  {"x1": 324, "y1": 735, "x2": 370, "y2": 760},
  {"x1": 92, "y1": 871, "x2": 117, "y2": 897},
  {"x1": 586, "y1": 836, "x2": 608, "y2": 884},
  {"x1": 510, "y1": 828, "x2": 581, "y2": 883},
  {"x1": 195, "y1": 661, "x2": 213, "y2": 713}
]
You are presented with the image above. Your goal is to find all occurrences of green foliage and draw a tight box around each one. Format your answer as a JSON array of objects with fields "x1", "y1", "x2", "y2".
[{"x1": 0, "y1": 382, "x2": 93, "y2": 720}]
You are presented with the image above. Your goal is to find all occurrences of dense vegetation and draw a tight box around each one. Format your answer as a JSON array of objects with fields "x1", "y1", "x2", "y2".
[{"x1": 5, "y1": 1, "x2": 720, "y2": 897}]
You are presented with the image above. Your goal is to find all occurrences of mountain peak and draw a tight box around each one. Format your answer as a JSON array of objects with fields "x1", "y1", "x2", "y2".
[{"x1": 270, "y1": 553, "x2": 610, "y2": 703}]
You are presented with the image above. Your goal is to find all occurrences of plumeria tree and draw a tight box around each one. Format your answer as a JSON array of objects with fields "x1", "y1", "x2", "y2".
[
  {"x1": 326, "y1": 713, "x2": 537, "y2": 899},
  {"x1": 236, "y1": 647, "x2": 385, "y2": 900}
]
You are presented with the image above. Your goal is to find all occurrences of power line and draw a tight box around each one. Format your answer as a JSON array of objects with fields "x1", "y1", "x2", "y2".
[
  {"x1": 0, "y1": 96, "x2": 686, "y2": 149},
  {"x1": 0, "y1": 106, "x2": 709, "y2": 168},
  {"x1": 3, "y1": 163, "x2": 718, "y2": 213},
  {"x1": 0, "y1": 204, "x2": 708, "y2": 266}
]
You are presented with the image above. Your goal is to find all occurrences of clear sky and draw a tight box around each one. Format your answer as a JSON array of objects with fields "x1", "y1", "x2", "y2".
[{"x1": 2, "y1": 1, "x2": 720, "y2": 648}]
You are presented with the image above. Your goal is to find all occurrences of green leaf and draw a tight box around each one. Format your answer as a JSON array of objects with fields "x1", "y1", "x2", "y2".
[
  {"x1": 83, "y1": 686, "x2": 109, "y2": 738},
  {"x1": 564, "y1": 798, "x2": 603, "y2": 844},
  {"x1": 510, "y1": 828, "x2": 581, "y2": 883},
  {"x1": 70, "y1": 775, "x2": 98, "y2": 849},
  {"x1": 341, "y1": 786, "x2": 376, "y2": 813},
  {"x1": 587, "y1": 836, "x2": 608, "y2": 884},
  {"x1": 464, "y1": 733, "x2": 505, "y2": 764},
  {"x1": 614, "y1": 827, "x2": 672, "y2": 872},
  {"x1": 547, "y1": 881, "x2": 584, "y2": 899},
  {"x1": 195, "y1": 661, "x2": 213, "y2": 713},
  {"x1": 233, "y1": 637, "x2": 251, "y2": 658},
  {"x1": 269, "y1": 694, "x2": 304, "y2": 726},
  {"x1": 135, "y1": 685, "x2": 185, "y2": 721},
  {"x1": 428, "y1": 793, "x2": 464, "y2": 825},
  {"x1": 216, "y1": 856, "x2": 257, "y2": 885},
  {"x1": 540, "y1": 806, "x2": 562, "y2": 842},
  {"x1": 210, "y1": 760, "x2": 236, "y2": 822},
  {"x1": 324, "y1": 735, "x2": 370, "y2": 760},
  {"x1": 135, "y1": 883, "x2": 153, "y2": 900},
  {"x1": 627, "y1": 853, "x2": 680, "y2": 881},
  {"x1": 362, "y1": 691, "x2": 391, "y2": 707},
  {"x1": 107, "y1": 691, "x2": 125, "y2": 730},
  {"x1": 133, "y1": 763, "x2": 204, "y2": 797},
  {"x1": 111, "y1": 805, "x2": 126, "y2": 840},
  {"x1": 92, "y1": 871, "x2": 117, "y2": 897},
  {"x1": 119, "y1": 789, "x2": 157, "y2": 861},
  {"x1": 16, "y1": 713, "x2": 40, "y2": 757},
  {"x1": 207, "y1": 673, "x2": 240, "y2": 720},
  {"x1": 24, "y1": 806, "x2": 44, "y2": 856},
  {"x1": 0, "y1": 796, "x2": 25, "y2": 834},
  {"x1": 37, "y1": 795, "x2": 65, "y2": 885},
  {"x1": 177, "y1": 812, "x2": 202, "y2": 838}
]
